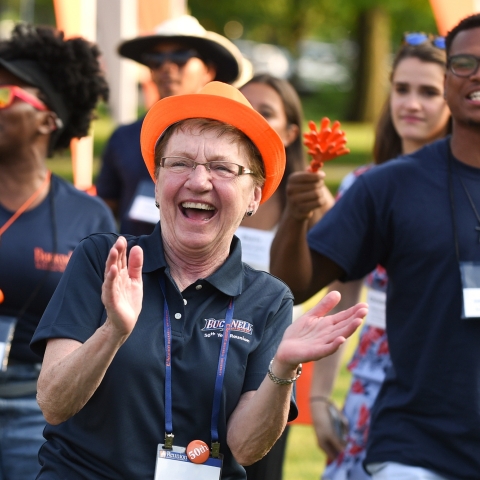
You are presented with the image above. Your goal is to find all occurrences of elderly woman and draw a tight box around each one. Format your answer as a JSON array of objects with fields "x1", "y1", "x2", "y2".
[{"x1": 31, "y1": 82, "x2": 367, "y2": 480}]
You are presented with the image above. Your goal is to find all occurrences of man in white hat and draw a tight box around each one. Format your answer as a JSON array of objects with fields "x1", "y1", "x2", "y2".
[{"x1": 96, "y1": 15, "x2": 248, "y2": 235}]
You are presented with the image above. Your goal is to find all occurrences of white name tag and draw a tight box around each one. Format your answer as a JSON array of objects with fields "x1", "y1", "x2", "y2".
[
  {"x1": 0, "y1": 316, "x2": 16, "y2": 371},
  {"x1": 364, "y1": 288, "x2": 386, "y2": 329},
  {"x1": 459, "y1": 262, "x2": 480, "y2": 319},
  {"x1": 235, "y1": 226, "x2": 275, "y2": 272},
  {"x1": 128, "y1": 195, "x2": 159, "y2": 224},
  {"x1": 128, "y1": 180, "x2": 158, "y2": 224},
  {"x1": 463, "y1": 288, "x2": 480, "y2": 318},
  {"x1": 154, "y1": 445, "x2": 222, "y2": 480}
]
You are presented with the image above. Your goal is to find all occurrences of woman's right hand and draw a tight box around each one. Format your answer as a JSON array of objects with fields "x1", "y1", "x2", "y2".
[
  {"x1": 101, "y1": 236, "x2": 144, "y2": 339},
  {"x1": 311, "y1": 399, "x2": 347, "y2": 460},
  {"x1": 285, "y1": 170, "x2": 330, "y2": 221}
]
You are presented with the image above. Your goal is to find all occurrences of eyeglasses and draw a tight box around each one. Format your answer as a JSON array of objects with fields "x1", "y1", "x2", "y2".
[
  {"x1": 0, "y1": 85, "x2": 48, "y2": 111},
  {"x1": 142, "y1": 50, "x2": 200, "y2": 68},
  {"x1": 160, "y1": 156, "x2": 253, "y2": 180},
  {"x1": 403, "y1": 32, "x2": 445, "y2": 50},
  {"x1": 447, "y1": 54, "x2": 480, "y2": 77}
]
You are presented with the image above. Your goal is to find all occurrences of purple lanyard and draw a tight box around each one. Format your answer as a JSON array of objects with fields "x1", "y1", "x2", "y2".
[{"x1": 159, "y1": 276, "x2": 234, "y2": 451}]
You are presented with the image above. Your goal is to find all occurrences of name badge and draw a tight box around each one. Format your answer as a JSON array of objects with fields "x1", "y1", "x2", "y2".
[
  {"x1": 154, "y1": 444, "x2": 222, "y2": 480},
  {"x1": 459, "y1": 262, "x2": 480, "y2": 319},
  {"x1": 128, "y1": 180, "x2": 158, "y2": 224},
  {"x1": 235, "y1": 226, "x2": 275, "y2": 272},
  {"x1": 364, "y1": 288, "x2": 386, "y2": 329},
  {"x1": 0, "y1": 316, "x2": 16, "y2": 371}
]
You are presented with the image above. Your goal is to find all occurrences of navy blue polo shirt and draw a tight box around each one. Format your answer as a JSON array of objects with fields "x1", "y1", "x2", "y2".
[
  {"x1": 31, "y1": 223, "x2": 296, "y2": 480},
  {"x1": 307, "y1": 138, "x2": 480, "y2": 479},
  {"x1": 96, "y1": 118, "x2": 156, "y2": 236}
]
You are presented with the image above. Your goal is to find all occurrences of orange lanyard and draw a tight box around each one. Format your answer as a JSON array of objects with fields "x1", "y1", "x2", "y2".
[{"x1": 0, "y1": 171, "x2": 52, "y2": 238}]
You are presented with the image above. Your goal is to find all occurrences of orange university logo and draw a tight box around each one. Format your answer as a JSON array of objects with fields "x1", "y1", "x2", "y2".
[{"x1": 34, "y1": 248, "x2": 72, "y2": 272}]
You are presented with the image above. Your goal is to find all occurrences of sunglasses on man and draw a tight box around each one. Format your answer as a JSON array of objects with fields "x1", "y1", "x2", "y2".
[
  {"x1": 142, "y1": 50, "x2": 200, "y2": 69},
  {"x1": 0, "y1": 85, "x2": 48, "y2": 111},
  {"x1": 403, "y1": 32, "x2": 446, "y2": 49}
]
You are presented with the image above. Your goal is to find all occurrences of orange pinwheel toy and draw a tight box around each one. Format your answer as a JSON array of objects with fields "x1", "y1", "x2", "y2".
[{"x1": 303, "y1": 117, "x2": 350, "y2": 172}]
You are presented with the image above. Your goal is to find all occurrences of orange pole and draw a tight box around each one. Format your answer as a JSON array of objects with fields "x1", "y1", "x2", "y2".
[
  {"x1": 53, "y1": 0, "x2": 96, "y2": 192},
  {"x1": 429, "y1": 0, "x2": 480, "y2": 35}
]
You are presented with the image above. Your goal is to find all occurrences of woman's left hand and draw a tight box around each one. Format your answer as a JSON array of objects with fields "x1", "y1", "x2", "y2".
[{"x1": 274, "y1": 291, "x2": 367, "y2": 372}]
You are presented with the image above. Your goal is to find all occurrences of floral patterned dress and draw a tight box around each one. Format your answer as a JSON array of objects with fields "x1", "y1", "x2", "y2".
[{"x1": 322, "y1": 166, "x2": 392, "y2": 480}]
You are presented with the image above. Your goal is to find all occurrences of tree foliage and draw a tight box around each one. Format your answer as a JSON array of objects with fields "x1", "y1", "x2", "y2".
[
  {"x1": 189, "y1": 0, "x2": 440, "y2": 121},
  {"x1": 189, "y1": 0, "x2": 439, "y2": 53}
]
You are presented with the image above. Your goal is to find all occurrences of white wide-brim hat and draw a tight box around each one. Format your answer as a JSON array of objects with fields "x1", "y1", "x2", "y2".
[{"x1": 118, "y1": 15, "x2": 245, "y2": 85}]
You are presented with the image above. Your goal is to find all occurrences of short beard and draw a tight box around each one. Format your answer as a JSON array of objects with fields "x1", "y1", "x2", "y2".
[{"x1": 466, "y1": 118, "x2": 480, "y2": 128}]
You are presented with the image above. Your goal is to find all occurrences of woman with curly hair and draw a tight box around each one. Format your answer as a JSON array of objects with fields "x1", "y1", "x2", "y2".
[{"x1": 0, "y1": 23, "x2": 116, "y2": 478}]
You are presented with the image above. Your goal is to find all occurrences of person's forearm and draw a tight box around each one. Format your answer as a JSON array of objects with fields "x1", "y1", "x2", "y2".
[
  {"x1": 270, "y1": 213, "x2": 314, "y2": 303},
  {"x1": 226, "y1": 359, "x2": 298, "y2": 465},
  {"x1": 228, "y1": 289, "x2": 367, "y2": 464},
  {"x1": 310, "y1": 279, "x2": 362, "y2": 397},
  {"x1": 270, "y1": 214, "x2": 342, "y2": 303},
  {"x1": 310, "y1": 348, "x2": 344, "y2": 399},
  {"x1": 37, "y1": 321, "x2": 128, "y2": 425}
]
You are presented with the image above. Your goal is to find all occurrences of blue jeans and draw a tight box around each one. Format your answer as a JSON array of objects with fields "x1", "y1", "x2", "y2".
[{"x1": 0, "y1": 364, "x2": 45, "y2": 480}]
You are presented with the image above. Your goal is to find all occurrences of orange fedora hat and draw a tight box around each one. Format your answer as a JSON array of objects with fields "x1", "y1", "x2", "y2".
[{"x1": 140, "y1": 81, "x2": 286, "y2": 204}]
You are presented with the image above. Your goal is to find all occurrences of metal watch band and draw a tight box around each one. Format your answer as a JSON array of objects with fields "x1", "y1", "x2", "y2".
[{"x1": 267, "y1": 358, "x2": 302, "y2": 385}]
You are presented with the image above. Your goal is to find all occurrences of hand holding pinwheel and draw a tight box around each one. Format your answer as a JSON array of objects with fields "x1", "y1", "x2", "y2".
[{"x1": 304, "y1": 118, "x2": 350, "y2": 172}]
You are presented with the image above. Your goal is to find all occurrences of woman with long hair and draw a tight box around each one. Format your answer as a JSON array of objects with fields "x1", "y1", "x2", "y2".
[{"x1": 238, "y1": 73, "x2": 334, "y2": 480}]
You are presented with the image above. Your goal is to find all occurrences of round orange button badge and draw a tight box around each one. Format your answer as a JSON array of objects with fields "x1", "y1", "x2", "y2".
[
  {"x1": 186, "y1": 440, "x2": 210, "y2": 464},
  {"x1": 0, "y1": 289, "x2": 4, "y2": 304}
]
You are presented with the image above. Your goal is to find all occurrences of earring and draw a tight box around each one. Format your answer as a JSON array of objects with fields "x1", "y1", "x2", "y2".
[
  {"x1": 246, "y1": 210, "x2": 254, "y2": 217},
  {"x1": 155, "y1": 201, "x2": 159, "y2": 208}
]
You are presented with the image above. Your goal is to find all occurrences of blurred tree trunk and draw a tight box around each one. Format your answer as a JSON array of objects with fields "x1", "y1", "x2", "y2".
[{"x1": 349, "y1": 7, "x2": 391, "y2": 122}]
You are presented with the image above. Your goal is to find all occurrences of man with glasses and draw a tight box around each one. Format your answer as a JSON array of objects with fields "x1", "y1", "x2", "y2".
[
  {"x1": 271, "y1": 13, "x2": 480, "y2": 480},
  {"x1": 96, "y1": 15, "x2": 248, "y2": 236}
]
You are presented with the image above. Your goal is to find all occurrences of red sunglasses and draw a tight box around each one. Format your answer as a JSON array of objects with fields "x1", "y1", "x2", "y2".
[{"x1": 0, "y1": 85, "x2": 48, "y2": 111}]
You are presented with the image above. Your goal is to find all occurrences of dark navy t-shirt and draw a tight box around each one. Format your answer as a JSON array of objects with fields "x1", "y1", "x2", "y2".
[
  {"x1": 0, "y1": 174, "x2": 116, "y2": 363},
  {"x1": 31, "y1": 224, "x2": 296, "y2": 480},
  {"x1": 96, "y1": 118, "x2": 156, "y2": 236},
  {"x1": 307, "y1": 138, "x2": 480, "y2": 479}
]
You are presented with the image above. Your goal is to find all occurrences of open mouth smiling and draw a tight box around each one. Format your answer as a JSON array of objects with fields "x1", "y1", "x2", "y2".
[
  {"x1": 468, "y1": 90, "x2": 480, "y2": 101},
  {"x1": 181, "y1": 201, "x2": 217, "y2": 221}
]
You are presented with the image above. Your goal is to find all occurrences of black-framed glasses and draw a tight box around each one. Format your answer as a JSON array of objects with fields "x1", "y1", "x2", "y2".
[
  {"x1": 448, "y1": 54, "x2": 480, "y2": 77},
  {"x1": 142, "y1": 50, "x2": 200, "y2": 68},
  {"x1": 403, "y1": 32, "x2": 445, "y2": 50},
  {"x1": 160, "y1": 156, "x2": 254, "y2": 180}
]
